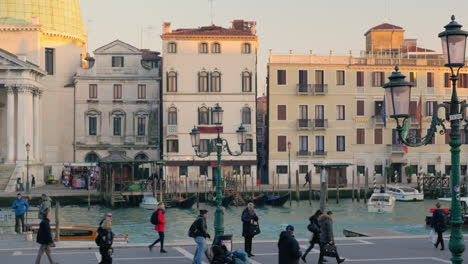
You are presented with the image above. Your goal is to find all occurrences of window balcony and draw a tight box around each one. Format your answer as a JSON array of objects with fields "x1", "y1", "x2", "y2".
[
  {"x1": 313, "y1": 150, "x2": 327, "y2": 156},
  {"x1": 297, "y1": 119, "x2": 312, "y2": 130},
  {"x1": 409, "y1": 115, "x2": 419, "y2": 126},
  {"x1": 389, "y1": 144, "x2": 405, "y2": 154},
  {"x1": 296, "y1": 84, "x2": 312, "y2": 95},
  {"x1": 372, "y1": 115, "x2": 385, "y2": 125},
  {"x1": 313, "y1": 84, "x2": 328, "y2": 95},
  {"x1": 297, "y1": 150, "x2": 312, "y2": 156},
  {"x1": 313, "y1": 119, "x2": 328, "y2": 129},
  {"x1": 167, "y1": 124, "x2": 178, "y2": 136}
]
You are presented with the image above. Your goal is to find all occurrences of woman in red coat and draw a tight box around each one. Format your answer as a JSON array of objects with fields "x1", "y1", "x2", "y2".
[{"x1": 148, "y1": 202, "x2": 167, "y2": 253}]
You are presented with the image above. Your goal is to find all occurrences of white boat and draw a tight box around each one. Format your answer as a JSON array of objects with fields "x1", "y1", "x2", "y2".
[
  {"x1": 385, "y1": 185, "x2": 424, "y2": 201},
  {"x1": 140, "y1": 193, "x2": 158, "y2": 210},
  {"x1": 368, "y1": 193, "x2": 396, "y2": 213}
]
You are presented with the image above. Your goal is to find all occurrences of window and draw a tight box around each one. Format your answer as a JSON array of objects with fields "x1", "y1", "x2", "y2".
[
  {"x1": 357, "y1": 128, "x2": 365, "y2": 144},
  {"x1": 113, "y1": 84, "x2": 122, "y2": 99},
  {"x1": 299, "y1": 165, "x2": 308, "y2": 174},
  {"x1": 374, "y1": 128, "x2": 383, "y2": 144},
  {"x1": 336, "y1": 136, "x2": 345, "y2": 152},
  {"x1": 167, "y1": 71, "x2": 177, "y2": 92},
  {"x1": 315, "y1": 105, "x2": 324, "y2": 119},
  {"x1": 315, "y1": 136, "x2": 325, "y2": 151},
  {"x1": 276, "y1": 165, "x2": 288, "y2": 174},
  {"x1": 257, "y1": 128, "x2": 263, "y2": 136},
  {"x1": 212, "y1": 43, "x2": 221, "y2": 53},
  {"x1": 168, "y1": 42, "x2": 177, "y2": 53},
  {"x1": 427, "y1": 165, "x2": 436, "y2": 175},
  {"x1": 336, "y1": 70, "x2": 345, "y2": 85},
  {"x1": 199, "y1": 43, "x2": 208, "y2": 53},
  {"x1": 168, "y1": 107, "x2": 177, "y2": 125},
  {"x1": 242, "y1": 107, "x2": 251, "y2": 124},
  {"x1": 277, "y1": 105, "x2": 286, "y2": 120},
  {"x1": 179, "y1": 166, "x2": 188, "y2": 176},
  {"x1": 242, "y1": 71, "x2": 252, "y2": 92},
  {"x1": 84, "y1": 152, "x2": 99, "y2": 163},
  {"x1": 356, "y1": 71, "x2": 364, "y2": 87},
  {"x1": 198, "y1": 71, "x2": 208, "y2": 92},
  {"x1": 356, "y1": 100, "x2": 365, "y2": 116},
  {"x1": 372, "y1": 72, "x2": 385, "y2": 87},
  {"x1": 233, "y1": 165, "x2": 241, "y2": 175},
  {"x1": 459, "y1": 73, "x2": 468, "y2": 88},
  {"x1": 299, "y1": 105, "x2": 308, "y2": 119},
  {"x1": 211, "y1": 71, "x2": 221, "y2": 92},
  {"x1": 242, "y1": 43, "x2": 251, "y2": 54},
  {"x1": 199, "y1": 139, "x2": 210, "y2": 152},
  {"x1": 299, "y1": 70, "x2": 308, "y2": 85},
  {"x1": 112, "y1": 56, "x2": 124, "y2": 67},
  {"x1": 427, "y1": 72, "x2": 434, "y2": 87},
  {"x1": 337, "y1": 105, "x2": 345, "y2": 120},
  {"x1": 89, "y1": 84, "x2": 97, "y2": 99},
  {"x1": 444, "y1": 73, "x2": 450, "y2": 88},
  {"x1": 198, "y1": 107, "x2": 209, "y2": 125},
  {"x1": 200, "y1": 165, "x2": 208, "y2": 176},
  {"x1": 374, "y1": 101, "x2": 384, "y2": 116},
  {"x1": 243, "y1": 165, "x2": 251, "y2": 175},
  {"x1": 137, "y1": 117, "x2": 146, "y2": 136},
  {"x1": 426, "y1": 101, "x2": 437, "y2": 116},
  {"x1": 299, "y1": 136, "x2": 308, "y2": 152},
  {"x1": 277, "y1": 136, "x2": 287, "y2": 152},
  {"x1": 357, "y1": 166, "x2": 365, "y2": 176},
  {"x1": 277, "y1": 70, "x2": 286, "y2": 85},
  {"x1": 246, "y1": 139, "x2": 253, "y2": 152},
  {"x1": 88, "y1": 116, "x2": 97, "y2": 136},
  {"x1": 137, "y1": 84, "x2": 146, "y2": 99},
  {"x1": 167, "y1": 140, "x2": 179, "y2": 152},
  {"x1": 408, "y1": 129, "x2": 421, "y2": 144},
  {"x1": 45, "y1": 48, "x2": 54, "y2": 75},
  {"x1": 315, "y1": 70, "x2": 324, "y2": 84},
  {"x1": 409, "y1": 72, "x2": 417, "y2": 87},
  {"x1": 113, "y1": 117, "x2": 122, "y2": 136},
  {"x1": 375, "y1": 165, "x2": 383, "y2": 175}
]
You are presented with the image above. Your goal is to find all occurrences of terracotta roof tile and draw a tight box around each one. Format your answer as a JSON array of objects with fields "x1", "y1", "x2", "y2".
[
  {"x1": 163, "y1": 24, "x2": 254, "y2": 36},
  {"x1": 370, "y1": 23, "x2": 403, "y2": 30}
]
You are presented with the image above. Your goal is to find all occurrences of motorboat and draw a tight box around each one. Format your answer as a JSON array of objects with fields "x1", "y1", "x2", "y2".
[
  {"x1": 367, "y1": 193, "x2": 396, "y2": 213},
  {"x1": 139, "y1": 192, "x2": 158, "y2": 210},
  {"x1": 27, "y1": 225, "x2": 128, "y2": 243},
  {"x1": 425, "y1": 197, "x2": 468, "y2": 227},
  {"x1": 385, "y1": 185, "x2": 424, "y2": 201}
]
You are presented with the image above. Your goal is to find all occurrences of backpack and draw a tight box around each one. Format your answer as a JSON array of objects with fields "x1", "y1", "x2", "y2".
[
  {"x1": 188, "y1": 218, "x2": 199, "y2": 238},
  {"x1": 151, "y1": 210, "x2": 159, "y2": 225},
  {"x1": 95, "y1": 226, "x2": 103, "y2": 246}
]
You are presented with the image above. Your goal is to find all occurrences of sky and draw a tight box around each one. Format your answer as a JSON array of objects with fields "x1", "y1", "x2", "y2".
[{"x1": 80, "y1": 0, "x2": 468, "y2": 95}]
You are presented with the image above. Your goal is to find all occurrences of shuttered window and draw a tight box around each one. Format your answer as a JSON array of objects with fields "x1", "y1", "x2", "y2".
[
  {"x1": 374, "y1": 128, "x2": 383, "y2": 144},
  {"x1": 459, "y1": 73, "x2": 468, "y2": 88},
  {"x1": 372, "y1": 72, "x2": 385, "y2": 87},
  {"x1": 277, "y1": 136, "x2": 287, "y2": 152},
  {"x1": 356, "y1": 100, "x2": 364, "y2": 116},
  {"x1": 444, "y1": 73, "x2": 450, "y2": 88},
  {"x1": 409, "y1": 101, "x2": 417, "y2": 116},
  {"x1": 277, "y1": 105, "x2": 286, "y2": 120},
  {"x1": 427, "y1": 72, "x2": 434, "y2": 87},
  {"x1": 277, "y1": 70, "x2": 286, "y2": 85},
  {"x1": 89, "y1": 84, "x2": 98, "y2": 99},
  {"x1": 356, "y1": 71, "x2": 364, "y2": 87},
  {"x1": 113, "y1": 84, "x2": 122, "y2": 99},
  {"x1": 336, "y1": 70, "x2": 345, "y2": 85},
  {"x1": 336, "y1": 136, "x2": 345, "y2": 152},
  {"x1": 426, "y1": 101, "x2": 437, "y2": 116},
  {"x1": 357, "y1": 128, "x2": 365, "y2": 144}
]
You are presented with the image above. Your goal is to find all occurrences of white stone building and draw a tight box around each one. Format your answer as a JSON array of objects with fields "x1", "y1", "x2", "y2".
[
  {"x1": 74, "y1": 40, "x2": 161, "y2": 164},
  {"x1": 161, "y1": 20, "x2": 258, "y2": 186}
]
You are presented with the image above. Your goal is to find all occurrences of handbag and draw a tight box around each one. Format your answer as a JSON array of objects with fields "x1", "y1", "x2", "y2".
[
  {"x1": 429, "y1": 230, "x2": 437, "y2": 244},
  {"x1": 49, "y1": 242, "x2": 56, "y2": 248},
  {"x1": 323, "y1": 243, "x2": 337, "y2": 257},
  {"x1": 250, "y1": 221, "x2": 261, "y2": 237}
]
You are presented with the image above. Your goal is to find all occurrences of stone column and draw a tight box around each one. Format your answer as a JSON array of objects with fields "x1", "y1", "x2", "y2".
[
  {"x1": 6, "y1": 87, "x2": 15, "y2": 162},
  {"x1": 33, "y1": 90, "x2": 40, "y2": 161},
  {"x1": 16, "y1": 87, "x2": 26, "y2": 161}
]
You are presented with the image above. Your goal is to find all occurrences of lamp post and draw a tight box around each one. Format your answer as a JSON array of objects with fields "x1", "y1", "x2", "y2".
[
  {"x1": 383, "y1": 15, "x2": 467, "y2": 264},
  {"x1": 25, "y1": 143, "x2": 31, "y2": 194},
  {"x1": 190, "y1": 103, "x2": 247, "y2": 239}
]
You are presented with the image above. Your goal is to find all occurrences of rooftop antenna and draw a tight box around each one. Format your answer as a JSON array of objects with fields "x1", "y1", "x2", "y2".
[
  {"x1": 209, "y1": 0, "x2": 215, "y2": 25},
  {"x1": 383, "y1": 0, "x2": 389, "y2": 22}
]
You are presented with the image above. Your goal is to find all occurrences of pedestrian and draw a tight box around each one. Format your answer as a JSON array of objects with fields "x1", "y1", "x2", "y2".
[
  {"x1": 97, "y1": 219, "x2": 114, "y2": 264},
  {"x1": 149, "y1": 202, "x2": 167, "y2": 253},
  {"x1": 188, "y1": 209, "x2": 211, "y2": 264},
  {"x1": 302, "y1": 209, "x2": 322, "y2": 263},
  {"x1": 35, "y1": 213, "x2": 57, "y2": 264},
  {"x1": 38, "y1": 194, "x2": 52, "y2": 220},
  {"x1": 303, "y1": 172, "x2": 311, "y2": 187},
  {"x1": 11, "y1": 193, "x2": 29, "y2": 234},
  {"x1": 32, "y1": 175, "x2": 36, "y2": 188},
  {"x1": 278, "y1": 225, "x2": 302, "y2": 264},
  {"x1": 432, "y1": 202, "x2": 447, "y2": 250},
  {"x1": 318, "y1": 211, "x2": 345, "y2": 264},
  {"x1": 380, "y1": 185, "x2": 385, "y2": 193},
  {"x1": 242, "y1": 202, "x2": 259, "y2": 257}
]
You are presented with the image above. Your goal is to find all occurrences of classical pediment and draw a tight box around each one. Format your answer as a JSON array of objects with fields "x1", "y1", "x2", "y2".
[
  {"x1": 94, "y1": 40, "x2": 142, "y2": 55},
  {"x1": 0, "y1": 48, "x2": 45, "y2": 75}
]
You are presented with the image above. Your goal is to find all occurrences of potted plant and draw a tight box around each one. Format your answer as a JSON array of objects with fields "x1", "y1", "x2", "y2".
[
  {"x1": 385, "y1": 167, "x2": 393, "y2": 183},
  {"x1": 404, "y1": 166, "x2": 415, "y2": 184}
]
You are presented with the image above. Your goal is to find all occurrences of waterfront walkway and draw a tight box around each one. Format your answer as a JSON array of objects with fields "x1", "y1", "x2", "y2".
[{"x1": 0, "y1": 235, "x2": 465, "y2": 264}]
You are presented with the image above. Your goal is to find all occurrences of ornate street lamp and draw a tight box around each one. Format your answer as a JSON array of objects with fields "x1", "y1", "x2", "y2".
[
  {"x1": 25, "y1": 143, "x2": 31, "y2": 194},
  {"x1": 384, "y1": 16, "x2": 468, "y2": 264},
  {"x1": 189, "y1": 104, "x2": 246, "y2": 240}
]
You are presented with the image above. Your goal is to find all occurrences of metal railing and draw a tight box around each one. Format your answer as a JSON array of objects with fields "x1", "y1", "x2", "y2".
[
  {"x1": 313, "y1": 150, "x2": 327, "y2": 156},
  {"x1": 296, "y1": 151, "x2": 312, "y2": 156},
  {"x1": 313, "y1": 84, "x2": 328, "y2": 94},
  {"x1": 389, "y1": 144, "x2": 405, "y2": 153},
  {"x1": 297, "y1": 119, "x2": 312, "y2": 129},
  {"x1": 296, "y1": 84, "x2": 311, "y2": 94},
  {"x1": 167, "y1": 124, "x2": 178, "y2": 136},
  {"x1": 372, "y1": 115, "x2": 385, "y2": 125},
  {"x1": 313, "y1": 119, "x2": 328, "y2": 129}
]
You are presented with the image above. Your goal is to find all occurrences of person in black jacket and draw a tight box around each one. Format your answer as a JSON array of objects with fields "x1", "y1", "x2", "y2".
[
  {"x1": 318, "y1": 211, "x2": 345, "y2": 264},
  {"x1": 242, "y1": 202, "x2": 259, "y2": 257},
  {"x1": 302, "y1": 209, "x2": 322, "y2": 263},
  {"x1": 278, "y1": 225, "x2": 302, "y2": 264},
  {"x1": 35, "y1": 213, "x2": 57, "y2": 264},
  {"x1": 432, "y1": 202, "x2": 447, "y2": 250},
  {"x1": 191, "y1": 209, "x2": 211, "y2": 264},
  {"x1": 98, "y1": 219, "x2": 114, "y2": 264}
]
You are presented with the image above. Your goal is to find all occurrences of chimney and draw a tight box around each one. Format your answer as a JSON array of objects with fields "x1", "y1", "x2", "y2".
[
  {"x1": 162, "y1": 22, "x2": 171, "y2": 34},
  {"x1": 250, "y1": 21, "x2": 256, "y2": 35},
  {"x1": 232, "y1": 19, "x2": 245, "y2": 31}
]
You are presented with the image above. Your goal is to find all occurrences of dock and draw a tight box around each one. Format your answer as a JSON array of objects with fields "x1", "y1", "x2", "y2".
[{"x1": 343, "y1": 228, "x2": 407, "y2": 237}]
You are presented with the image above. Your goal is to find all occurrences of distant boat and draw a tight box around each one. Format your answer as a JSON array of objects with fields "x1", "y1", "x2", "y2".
[
  {"x1": 140, "y1": 193, "x2": 158, "y2": 210},
  {"x1": 27, "y1": 225, "x2": 128, "y2": 242},
  {"x1": 174, "y1": 195, "x2": 197, "y2": 209},
  {"x1": 383, "y1": 185, "x2": 424, "y2": 201},
  {"x1": 209, "y1": 195, "x2": 235, "y2": 207},
  {"x1": 248, "y1": 194, "x2": 268, "y2": 207},
  {"x1": 266, "y1": 193, "x2": 290, "y2": 206},
  {"x1": 367, "y1": 193, "x2": 395, "y2": 213}
]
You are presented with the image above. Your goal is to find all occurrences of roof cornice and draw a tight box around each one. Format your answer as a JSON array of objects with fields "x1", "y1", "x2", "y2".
[{"x1": 161, "y1": 35, "x2": 258, "y2": 41}]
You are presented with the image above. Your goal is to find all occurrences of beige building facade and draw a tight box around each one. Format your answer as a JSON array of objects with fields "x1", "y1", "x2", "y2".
[{"x1": 268, "y1": 23, "x2": 468, "y2": 186}]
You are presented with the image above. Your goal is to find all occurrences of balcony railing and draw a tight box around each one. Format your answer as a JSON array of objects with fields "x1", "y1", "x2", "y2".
[
  {"x1": 313, "y1": 150, "x2": 327, "y2": 156},
  {"x1": 313, "y1": 84, "x2": 328, "y2": 94},
  {"x1": 297, "y1": 119, "x2": 312, "y2": 130},
  {"x1": 409, "y1": 115, "x2": 419, "y2": 126},
  {"x1": 297, "y1": 151, "x2": 312, "y2": 156},
  {"x1": 296, "y1": 84, "x2": 328, "y2": 95},
  {"x1": 167, "y1": 124, "x2": 178, "y2": 136},
  {"x1": 389, "y1": 144, "x2": 405, "y2": 153},
  {"x1": 313, "y1": 119, "x2": 328, "y2": 129},
  {"x1": 372, "y1": 115, "x2": 385, "y2": 125},
  {"x1": 296, "y1": 84, "x2": 312, "y2": 95}
]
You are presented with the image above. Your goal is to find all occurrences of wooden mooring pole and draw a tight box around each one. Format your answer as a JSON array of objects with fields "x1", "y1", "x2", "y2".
[
  {"x1": 295, "y1": 170, "x2": 300, "y2": 202},
  {"x1": 319, "y1": 168, "x2": 327, "y2": 213},
  {"x1": 308, "y1": 171, "x2": 312, "y2": 206},
  {"x1": 55, "y1": 201, "x2": 60, "y2": 241},
  {"x1": 357, "y1": 167, "x2": 361, "y2": 202},
  {"x1": 351, "y1": 170, "x2": 355, "y2": 202}
]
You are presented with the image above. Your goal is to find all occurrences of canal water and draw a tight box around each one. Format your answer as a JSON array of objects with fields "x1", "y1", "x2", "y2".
[{"x1": 53, "y1": 199, "x2": 443, "y2": 243}]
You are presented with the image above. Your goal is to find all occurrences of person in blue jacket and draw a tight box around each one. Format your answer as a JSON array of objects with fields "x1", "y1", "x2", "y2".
[{"x1": 11, "y1": 193, "x2": 30, "y2": 234}]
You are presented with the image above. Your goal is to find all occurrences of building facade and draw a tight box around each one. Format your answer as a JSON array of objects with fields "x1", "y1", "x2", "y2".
[
  {"x1": 268, "y1": 23, "x2": 468, "y2": 186},
  {"x1": 0, "y1": 0, "x2": 86, "y2": 190},
  {"x1": 161, "y1": 20, "x2": 258, "y2": 186},
  {"x1": 256, "y1": 95, "x2": 268, "y2": 183},
  {"x1": 74, "y1": 40, "x2": 161, "y2": 164}
]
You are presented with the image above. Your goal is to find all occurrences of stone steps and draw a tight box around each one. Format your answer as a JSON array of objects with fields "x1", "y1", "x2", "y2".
[{"x1": 0, "y1": 164, "x2": 15, "y2": 191}]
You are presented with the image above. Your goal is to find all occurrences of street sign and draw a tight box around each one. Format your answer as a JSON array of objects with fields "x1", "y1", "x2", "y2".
[{"x1": 449, "y1": 114, "x2": 462, "y2": 121}]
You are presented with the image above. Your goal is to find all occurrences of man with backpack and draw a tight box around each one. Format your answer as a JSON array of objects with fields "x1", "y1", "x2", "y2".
[
  {"x1": 189, "y1": 209, "x2": 211, "y2": 264},
  {"x1": 149, "y1": 202, "x2": 167, "y2": 253}
]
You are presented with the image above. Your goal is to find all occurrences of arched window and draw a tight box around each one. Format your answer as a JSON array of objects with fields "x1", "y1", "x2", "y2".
[
  {"x1": 168, "y1": 107, "x2": 177, "y2": 125},
  {"x1": 135, "y1": 111, "x2": 148, "y2": 137},
  {"x1": 84, "y1": 152, "x2": 99, "y2": 163},
  {"x1": 135, "y1": 153, "x2": 149, "y2": 161},
  {"x1": 212, "y1": 43, "x2": 221, "y2": 53},
  {"x1": 167, "y1": 71, "x2": 177, "y2": 92},
  {"x1": 85, "y1": 110, "x2": 100, "y2": 136},
  {"x1": 211, "y1": 71, "x2": 221, "y2": 92},
  {"x1": 242, "y1": 71, "x2": 252, "y2": 92},
  {"x1": 199, "y1": 43, "x2": 208, "y2": 53},
  {"x1": 242, "y1": 43, "x2": 251, "y2": 54},
  {"x1": 199, "y1": 71, "x2": 208, "y2": 92},
  {"x1": 168, "y1": 42, "x2": 177, "y2": 53},
  {"x1": 198, "y1": 106, "x2": 209, "y2": 125},
  {"x1": 242, "y1": 107, "x2": 251, "y2": 124}
]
